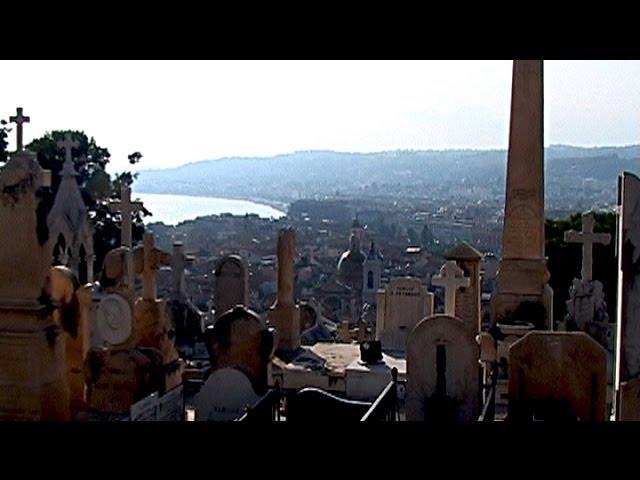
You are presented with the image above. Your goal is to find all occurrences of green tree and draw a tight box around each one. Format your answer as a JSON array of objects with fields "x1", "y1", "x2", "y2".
[
  {"x1": 0, "y1": 126, "x2": 150, "y2": 273},
  {"x1": 0, "y1": 119, "x2": 10, "y2": 164},
  {"x1": 545, "y1": 211, "x2": 617, "y2": 326}
]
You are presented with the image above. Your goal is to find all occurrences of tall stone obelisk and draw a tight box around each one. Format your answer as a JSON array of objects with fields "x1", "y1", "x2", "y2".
[
  {"x1": 268, "y1": 227, "x2": 301, "y2": 354},
  {"x1": 490, "y1": 60, "x2": 553, "y2": 330}
]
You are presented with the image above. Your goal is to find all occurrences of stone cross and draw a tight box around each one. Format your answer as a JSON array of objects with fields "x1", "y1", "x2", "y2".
[
  {"x1": 109, "y1": 185, "x2": 144, "y2": 249},
  {"x1": 432, "y1": 261, "x2": 470, "y2": 316},
  {"x1": 9, "y1": 107, "x2": 30, "y2": 152},
  {"x1": 139, "y1": 232, "x2": 171, "y2": 301},
  {"x1": 57, "y1": 133, "x2": 80, "y2": 164},
  {"x1": 564, "y1": 211, "x2": 611, "y2": 282},
  {"x1": 171, "y1": 241, "x2": 195, "y2": 300}
]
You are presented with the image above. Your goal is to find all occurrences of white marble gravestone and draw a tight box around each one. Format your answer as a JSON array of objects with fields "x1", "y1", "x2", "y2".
[
  {"x1": 375, "y1": 277, "x2": 434, "y2": 353},
  {"x1": 193, "y1": 367, "x2": 260, "y2": 421},
  {"x1": 406, "y1": 314, "x2": 480, "y2": 422}
]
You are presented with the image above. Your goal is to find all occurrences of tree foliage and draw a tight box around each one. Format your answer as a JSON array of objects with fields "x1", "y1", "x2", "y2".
[
  {"x1": 545, "y1": 211, "x2": 617, "y2": 326},
  {"x1": 0, "y1": 120, "x2": 10, "y2": 164},
  {"x1": 1, "y1": 124, "x2": 150, "y2": 273}
]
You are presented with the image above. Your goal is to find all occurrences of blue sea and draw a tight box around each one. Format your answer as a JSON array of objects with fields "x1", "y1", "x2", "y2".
[{"x1": 134, "y1": 192, "x2": 286, "y2": 225}]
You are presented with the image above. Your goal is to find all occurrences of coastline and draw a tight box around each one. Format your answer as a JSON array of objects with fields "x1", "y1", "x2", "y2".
[
  {"x1": 134, "y1": 190, "x2": 288, "y2": 214},
  {"x1": 135, "y1": 191, "x2": 288, "y2": 225}
]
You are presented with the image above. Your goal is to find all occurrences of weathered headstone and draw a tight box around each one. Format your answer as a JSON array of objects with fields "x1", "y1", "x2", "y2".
[
  {"x1": 375, "y1": 277, "x2": 434, "y2": 352},
  {"x1": 0, "y1": 109, "x2": 69, "y2": 420},
  {"x1": 85, "y1": 346, "x2": 163, "y2": 415},
  {"x1": 406, "y1": 265, "x2": 481, "y2": 422},
  {"x1": 508, "y1": 332, "x2": 607, "y2": 421},
  {"x1": 213, "y1": 254, "x2": 249, "y2": 318},
  {"x1": 444, "y1": 242, "x2": 482, "y2": 334},
  {"x1": 406, "y1": 314, "x2": 480, "y2": 422},
  {"x1": 491, "y1": 60, "x2": 553, "y2": 330},
  {"x1": 133, "y1": 232, "x2": 183, "y2": 391},
  {"x1": 268, "y1": 228, "x2": 301, "y2": 353},
  {"x1": 85, "y1": 232, "x2": 170, "y2": 416},
  {"x1": 205, "y1": 305, "x2": 276, "y2": 395},
  {"x1": 614, "y1": 172, "x2": 640, "y2": 420}
]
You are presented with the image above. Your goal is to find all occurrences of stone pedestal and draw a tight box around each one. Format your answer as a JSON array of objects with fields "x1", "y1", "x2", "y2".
[
  {"x1": 491, "y1": 258, "x2": 553, "y2": 329},
  {"x1": 0, "y1": 148, "x2": 69, "y2": 420},
  {"x1": 0, "y1": 310, "x2": 70, "y2": 420},
  {"x1": 269, "y1": 303, "x2": 301, "y2": 353},
  {"x1": 564, "y1": 279, "x2": 613, "y2": 350},
  {"x1": 134, "y1": 298, "x2": 184, "y2": 391},
  {"x1": 85, "y1": 346, "x2": 163, "y2": 415}
]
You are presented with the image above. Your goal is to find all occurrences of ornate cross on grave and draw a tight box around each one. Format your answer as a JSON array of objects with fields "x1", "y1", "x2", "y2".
[
  {"x1": 432, "y1": 260, "x2": 470, "y2": 316},
  {"x1": 171, "y1": 241, "x2": 195, "y2": 300},
  {"x1": 9, "y1": 107, "x2": 30, "y2": 152},
  {"x1": 564, "y1": 211, "x2": 611, "y2": 282},
  {"x1": 57, "y1": 133, "x2": 80, "y2": 168},
  {"x1": 108, "y1": 185, "x2": 144, "y2": 249},
  {"x1": 138, "y1": 232, "x2": 172, "y2": 301}
]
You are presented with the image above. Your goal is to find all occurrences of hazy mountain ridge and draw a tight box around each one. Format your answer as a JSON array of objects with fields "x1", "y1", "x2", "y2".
[{"x1": 135, "y1": 146, "x2": 640, "y2": 204}]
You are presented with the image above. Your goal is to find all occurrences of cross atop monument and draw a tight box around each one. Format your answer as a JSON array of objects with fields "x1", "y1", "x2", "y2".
[
  {"x1": 9, "y1": 107, "x2": 30, "y2": 152},
  {"x1": 108, "y1": 185, "x2": 144, "y2": 248},
  {"x1": 564, "y1": 211, "x2": 611, "y2": 282},
  {"x1": 57, "y1": 133, "x2": 80, "y2": 164},
  {"x1": 136, "y1": 232, "x2": 172, "y2": 301},
  {"x1": 432, "y1": 260, "x2": 470, "y2": 316},
  {"x1": 171, "y1": 241, "x2": 195, "y2": 300}
]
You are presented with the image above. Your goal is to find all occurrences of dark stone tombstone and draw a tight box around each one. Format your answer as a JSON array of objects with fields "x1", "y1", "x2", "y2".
[{"x1": 360, "y1": 340, "x2": 383, "y2": 364}]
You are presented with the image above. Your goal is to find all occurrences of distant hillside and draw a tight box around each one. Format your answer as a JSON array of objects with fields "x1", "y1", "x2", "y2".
[{"x1": 135, "y1": 146, "x2": 640, "y2": 205}]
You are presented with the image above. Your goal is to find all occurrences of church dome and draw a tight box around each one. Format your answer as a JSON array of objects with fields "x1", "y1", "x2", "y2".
[{"x1": 337, "y1": 236, "x2": 365, "y2": 290}]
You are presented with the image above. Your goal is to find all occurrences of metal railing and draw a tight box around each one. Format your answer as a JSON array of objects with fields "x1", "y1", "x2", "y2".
[
  {"x1": 236, "y1": 387, "x2": 282, "y2": 422},
  {"x1": 360, "y1": 367, "x2": 400, "y2": 422},
  {"x1": 478, "y1": 366, "x2": 498, "y2": 422}
]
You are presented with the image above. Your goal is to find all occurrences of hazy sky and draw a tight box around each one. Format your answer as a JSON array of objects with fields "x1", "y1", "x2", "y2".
[{"x1": 1, "y1": 60, "x2": 638, "y2": 173}]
